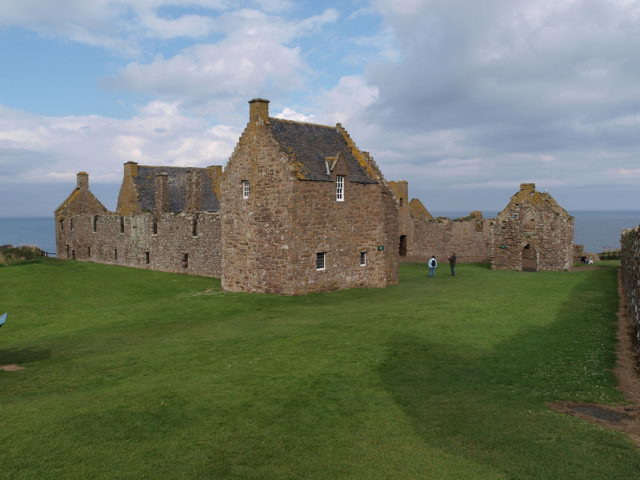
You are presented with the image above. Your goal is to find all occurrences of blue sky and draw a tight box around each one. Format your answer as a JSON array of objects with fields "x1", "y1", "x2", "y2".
[{"x1": 1, "y1": 0, "x2": 640, "y2": 217}]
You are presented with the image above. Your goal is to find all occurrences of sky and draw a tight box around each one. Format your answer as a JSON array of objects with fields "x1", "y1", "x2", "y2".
[{"x1": 1, "y1": 0, "x2": 640, "y2": 217}]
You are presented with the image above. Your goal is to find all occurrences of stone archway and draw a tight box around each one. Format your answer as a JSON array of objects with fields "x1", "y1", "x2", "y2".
[{"x1": 522, "y1": 244, "x2": 537, "y2": 271}]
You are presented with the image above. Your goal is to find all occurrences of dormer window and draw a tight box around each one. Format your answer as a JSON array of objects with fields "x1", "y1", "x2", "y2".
[
  {"x1": 336, "y1": 175, "x2": 344, "y2": 202},
  {"x1": 242, "y1": 180, "x2": 250, "y2": 199}
]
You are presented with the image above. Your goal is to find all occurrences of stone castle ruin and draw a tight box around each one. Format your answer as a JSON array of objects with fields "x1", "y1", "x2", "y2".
[{"x1": 56, "y1": 99, "x2": 574, "y2": 294}]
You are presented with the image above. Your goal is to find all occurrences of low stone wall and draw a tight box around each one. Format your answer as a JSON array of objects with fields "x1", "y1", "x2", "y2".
[
  {"x1": 620, "y1": 227, "x2": 640, "y2": 357},
  {"x1": 56, "y1": 211, "x2": 221, "y2": 277}
]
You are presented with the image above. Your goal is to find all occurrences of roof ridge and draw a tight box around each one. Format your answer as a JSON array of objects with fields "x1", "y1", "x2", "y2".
[{"x1": 269, "y1": 117, "x2": 337, "y2": 130}]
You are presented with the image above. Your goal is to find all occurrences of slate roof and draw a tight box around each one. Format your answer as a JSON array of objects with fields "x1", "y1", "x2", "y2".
[
  {"x1": 268, "y1": 118, "x2": 377, "y2": 184},
  {"x1": 133, "y1": 166, "x2": 219, "y2": 212}
]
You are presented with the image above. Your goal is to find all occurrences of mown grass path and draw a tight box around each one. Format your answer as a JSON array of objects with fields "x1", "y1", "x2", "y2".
[{"x1": 1, "y1": 260, "x2": 639, "y2": 479}]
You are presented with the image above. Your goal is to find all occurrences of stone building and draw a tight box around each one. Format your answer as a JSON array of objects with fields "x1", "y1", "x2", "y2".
[
  {"x1": 55, "y1": 98, "x2": 398, "y2": 295},
  {"x1": 491, "y1": 183, "x2": 574, "y2": 271},
  {"x1": 221, "y1": 99, "x2": 398, "y2": 294},
  {"x1": 55, "y1": 165, "x2": 223, "y2": 277}
]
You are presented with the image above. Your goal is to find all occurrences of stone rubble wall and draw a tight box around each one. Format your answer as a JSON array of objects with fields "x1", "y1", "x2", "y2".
[
  {"x1": 620, "y1": 227, "x2": 640, "y2": 356},
  {"x1": 408, "y1": 217, "x2": 494, "y2": 264},
  {"x1": 55, "y1": 211, "x2": 221, "y2": 277}
]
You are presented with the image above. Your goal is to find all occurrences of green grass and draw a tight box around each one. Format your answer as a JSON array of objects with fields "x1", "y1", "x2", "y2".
[{"x1": 1, "y1": 259, "x2": 638, "y2": 479}]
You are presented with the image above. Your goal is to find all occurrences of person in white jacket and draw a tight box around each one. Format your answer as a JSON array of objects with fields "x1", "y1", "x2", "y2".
[{"x1": 427, "y1": 255, "x2": 437, "y2": 278}]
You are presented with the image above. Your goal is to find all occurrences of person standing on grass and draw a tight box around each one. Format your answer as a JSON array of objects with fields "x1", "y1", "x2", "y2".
[
  {"x1": 448, "y1": 252, "x2": 457, "y2": 276},
  {"x1": 428, "y1": 255, "x2": 437, "y2": 277}
]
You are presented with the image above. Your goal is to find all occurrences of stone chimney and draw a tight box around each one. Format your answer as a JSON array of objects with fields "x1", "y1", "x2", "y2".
[
  {"x1": 124, "y1": 161, "x2": 139, "y2": 177},
  {"x1": 77, "y1": 171, "x2": 89, "y2": 190},
  {"x1": 520, "y1": 183, "x2": 535, "y2": 192},
  {"x1": 249, "y1": 98, "x2": 269, "y2": 124},
  {"x1": 155, "y1": 172, "x2": 169, "y2": 213}
]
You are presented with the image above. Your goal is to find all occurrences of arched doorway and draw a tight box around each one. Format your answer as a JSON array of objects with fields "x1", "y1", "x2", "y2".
[{"x1": 522, "y1": 244, "x2": 537, "y2": 271}]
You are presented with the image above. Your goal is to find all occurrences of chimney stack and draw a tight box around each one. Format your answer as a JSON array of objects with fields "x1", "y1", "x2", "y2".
[
  {"x1": 77, "y1": 171, "x2": 89, "y2": 190},
  {"x1": 155, "y1": 172, "x2": 169, "y2": 213},
  {"x1": 249, "y1": 98, "x2": 269, "y2": 124},
  {"x1": 124, "y1": 161, "x2": 139, "y2": 177},
  {"x1": 520, "y1": 183, "x2": 535, "y2": 192}
]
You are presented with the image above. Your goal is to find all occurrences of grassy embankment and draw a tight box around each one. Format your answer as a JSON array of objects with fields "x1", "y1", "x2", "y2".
[{"x1": 1, "y1": 259, "x2": 639, "y2": 479}]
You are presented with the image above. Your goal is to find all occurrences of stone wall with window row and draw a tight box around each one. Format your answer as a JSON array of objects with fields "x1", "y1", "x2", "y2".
[{"x1": 55, "y1": 211, "x2": 221, "y2": 277}]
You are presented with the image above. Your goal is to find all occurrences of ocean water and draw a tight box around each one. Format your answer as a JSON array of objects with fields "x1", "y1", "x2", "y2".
[{"x1": 1, "y1": 211, "x2": 639, "y2": 256}]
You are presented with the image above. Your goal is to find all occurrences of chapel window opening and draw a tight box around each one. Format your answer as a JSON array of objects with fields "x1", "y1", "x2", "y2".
[
  {"x1": 192, "y1": 217, "x2": 198, "y2": 237},
  {"x1": 336, "y1": 176, "x2": 345, "y2": 202},
  {"x1": 152, "y1": 217, "x2": 158, "y2": 235},
  {"x1": 120, "y1": 217, "x2": 125, "y2": 233},
  {"x1": 182, "y1": 253, "x2": 189, "y2": 269},
  {"x1": 93, "y1": 215, "x2": 98, "y2": 233},
  {"x1": 242, "y1": 180, "x2": 250, "y2": 199},
  {"x1": 145, "y1": 252, "x2": 150, "y2": 264},
  {"x1": 360, "y1": 251, "x2": 367, "y2": 266}
]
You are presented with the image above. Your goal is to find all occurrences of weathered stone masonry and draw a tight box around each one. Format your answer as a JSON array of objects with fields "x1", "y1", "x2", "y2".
[{"x1": 620, "y1": 228, "x2": 640, "y2": 356}]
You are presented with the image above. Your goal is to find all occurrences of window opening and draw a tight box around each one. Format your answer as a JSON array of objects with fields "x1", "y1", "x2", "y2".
[
  {"x1": 336, "y1": 176, "x2": 344, "y2": 201},
  {"x1": 145, "y1": 252, "x2": 150, "y2": 264},
  {"x1": 182, "y1": 253, "x2": 189, "y2": 269},
  {"x1": 71, "y1": 249, "x2": 76, "y2": 260},
  {"x1": 114, "y1": 249, "x2": 118, "y2": 261},
  {"x1": 192, "y1": 217, "x2": 198, "y2": 237},
  {"x1": 316, "y1": 252, "x2": 326, "y2": 270},
  {"x1": 120, "y1": 217, "x2": 125, "y2": 233},
  {"x1": 360, "y1": 251, "x2": 367, "y2": 266},
  {"x1": 59, "y1": 219, "x2": 64, "y2": 232},
  {"x1": 152, "y1": 217, "x2": 158, "y2": 235},
  {"x1": 66, "y1": 245, "x2": 69, "y2": 257},
  {"x1": 70, "y1": 218, "x2": 74, "y2": 231},
  {"x1": 93, "y1": 215, "x2": 98, "y2": 232},
  {"x1": 242, "y1": 180, "x2": 250, "y2": 199},
  {"x1": 87, "y1": 246, "x2": 91, "y2": 257}
]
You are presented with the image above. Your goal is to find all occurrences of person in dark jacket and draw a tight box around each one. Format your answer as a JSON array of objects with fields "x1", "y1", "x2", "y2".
[{"x1": 448, "y1": 253, "x2": 457, "y2": 276}]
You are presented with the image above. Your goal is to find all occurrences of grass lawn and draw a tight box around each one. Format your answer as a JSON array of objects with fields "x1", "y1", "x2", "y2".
[{"x1": 1, "y1": 259, "x2": 639, "y2": 479}]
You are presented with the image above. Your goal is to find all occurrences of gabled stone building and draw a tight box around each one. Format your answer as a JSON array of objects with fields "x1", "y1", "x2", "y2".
[
  {"x1": 55, "y1": 98, "x2": 399, "y2": 295},
  {"x1": 491, "y1": 183, "x2": 574, "y2": 271},
  {"x1": 221, "y1": 99, "x2": 398, "y2": 294}
]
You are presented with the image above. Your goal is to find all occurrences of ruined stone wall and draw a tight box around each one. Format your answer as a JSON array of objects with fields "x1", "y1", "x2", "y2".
[
  {"x1": 220, "y1": 123, "x2": 296, "y2": 294},
  {"x1": 408, "y1": 216, "x2": 494, "y2": 264},
  {"x1": 288, "y1": 180, "x2": 398, "y2": 295},
  {"x1": 620, "y1": 227, "x2": 640, "y2": 357},
  {"x1": 55, "y1": 211, "x2": 221, "y2": 277}
]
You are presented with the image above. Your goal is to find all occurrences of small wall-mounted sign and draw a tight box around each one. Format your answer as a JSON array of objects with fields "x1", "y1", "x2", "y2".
[{"x1": 377, "y1": 245, "x2": 384, "y2": 251}]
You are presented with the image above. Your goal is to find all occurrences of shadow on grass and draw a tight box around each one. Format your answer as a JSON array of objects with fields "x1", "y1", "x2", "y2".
[
  {"x1": 0, "y1": 347, "x2": 51, "y2": 365},
  {"x1": 379, "y1": 266, "x2": 640, "y2": 479}
]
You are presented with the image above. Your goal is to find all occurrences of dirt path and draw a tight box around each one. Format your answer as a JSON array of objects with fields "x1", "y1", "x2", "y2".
[{"x1": 550, "y1": 269, "x2": 640, "y2": 447}]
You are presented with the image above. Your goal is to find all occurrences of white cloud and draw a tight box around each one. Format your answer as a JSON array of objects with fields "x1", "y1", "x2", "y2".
[{"x1": 0, "y1": 102, "x2": 239, "y2": 183}]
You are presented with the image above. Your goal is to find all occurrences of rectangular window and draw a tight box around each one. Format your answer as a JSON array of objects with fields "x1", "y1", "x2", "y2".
[
  {"x1": 192, "y1": 217, "x2": 198, "y2": 237},
  {"x1": 145, "y1": 252, "x2": 150, "y2": 264},
  {"x1": 70, "y1": 218, "x2": 74, "y2": 231},
  {"x1": 88, "y1": 246, "x2": 91, "y2": 257},
  {"x1": 93, "y1": 215, "x2": 98, "y2": 233},
  {"x1": 336, "y1": 176, "x2": 344, "y2": 201},
  {"x1": 59, "y1": 219, "x2": 64, "y2": 232},
  {"x1": 360, "y1": 251, "x2": 367, "y2": 266},
  {"x1": 120, "y1": 217, "x2": 125, "y2": 233},
  {"x1": 114, "y1": 249, "x2": 118, "y2": 261},
  {"x1": 152, "y1": 218, "x2": 158, "y2": 235},
  {"x1": 182, "y1": 253, "x2": 189, "y2": 269},
  {"x1": 242, "y1": 180, "x2": 250, "y2": 199},
  {"x1": 316, "y1": 252, "x2": 326, "y2": 271}
]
